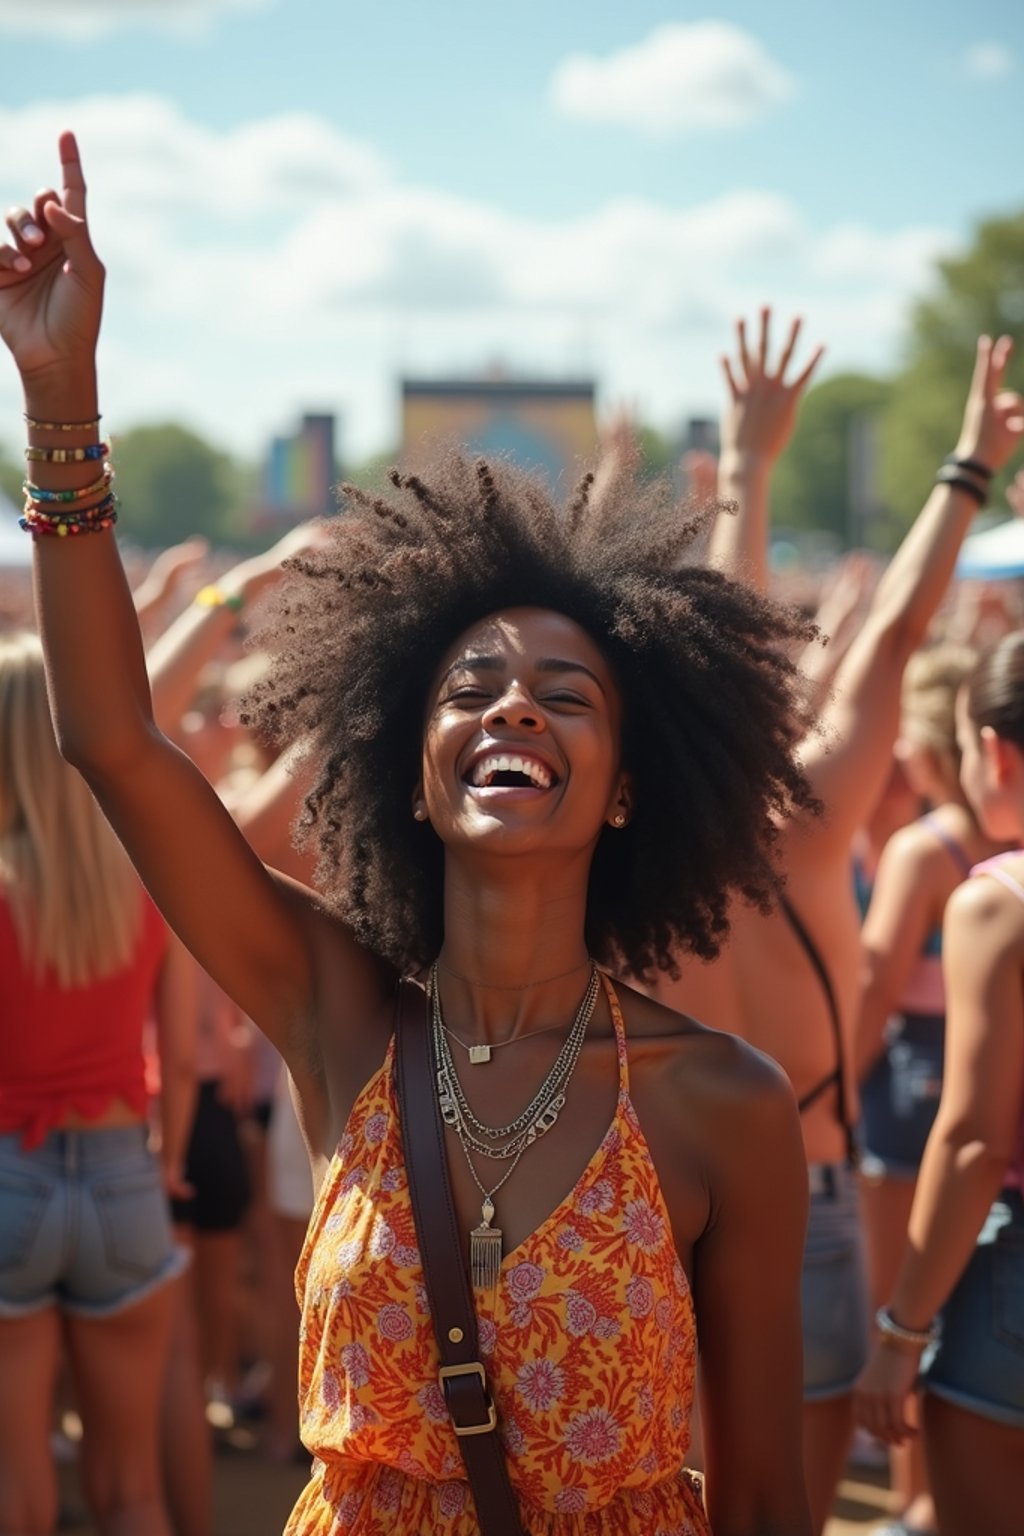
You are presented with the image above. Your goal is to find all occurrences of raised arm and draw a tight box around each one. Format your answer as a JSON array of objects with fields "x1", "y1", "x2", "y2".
[
  {"x1": 710, "y1": 307, "x2": 824, "y2": 591},
  {"x1": 793, "y1": 337, "x2": 1024, "y2": 856},
  {"x1": 146, "y1": 521, "x2": 328, "y2": 740},
  {"x1": 0, "y1": 135, "x2": 365, "y2": 1065}
]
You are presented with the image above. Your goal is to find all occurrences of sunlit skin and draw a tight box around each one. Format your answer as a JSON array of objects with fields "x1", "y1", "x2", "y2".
[{"x1": 0, "y1": 135, "x2": 814, "y2": 1536}]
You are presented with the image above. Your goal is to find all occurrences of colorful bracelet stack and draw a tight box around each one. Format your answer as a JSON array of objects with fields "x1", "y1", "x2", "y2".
[{"x1": 19, "y1": 424, "x2": 118, "y2": 538}]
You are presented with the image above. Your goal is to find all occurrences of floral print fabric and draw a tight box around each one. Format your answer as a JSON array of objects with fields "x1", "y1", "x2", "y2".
[{"x1": 286, "y1": 975, "x2": 710, "y2": 1534}]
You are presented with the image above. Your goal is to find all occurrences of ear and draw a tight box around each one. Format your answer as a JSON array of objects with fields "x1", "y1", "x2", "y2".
[
  {"x1": 981, "y1": 725, "x2": 1014, "y2": 786},
  {"x1": 606, "y1": 773, "x2": 633, "y2": 829}
]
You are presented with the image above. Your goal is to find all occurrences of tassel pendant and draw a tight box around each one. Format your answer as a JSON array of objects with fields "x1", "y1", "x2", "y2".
[{"x1": 470, "y1": 1197, "x2": 502, "y2": 1292}]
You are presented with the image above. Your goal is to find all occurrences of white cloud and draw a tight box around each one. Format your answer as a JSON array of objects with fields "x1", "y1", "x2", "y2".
[
  {"x1": 0, "y1": 94, "x2": 957, "y2": 465},
  {"x1": 550, "y1": 21, "x2": 795, "y2": 136},
  {"x1": 964, "y1": 42, "x2": 1015, "y2": 80},
  {"x1": 0, "y1": 0, "x2": 269, "y2": 39}
]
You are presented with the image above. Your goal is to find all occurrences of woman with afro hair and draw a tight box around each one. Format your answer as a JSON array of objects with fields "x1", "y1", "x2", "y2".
[{"x1": 1, "y1": 135, "x2": 815, "y2": 1535}]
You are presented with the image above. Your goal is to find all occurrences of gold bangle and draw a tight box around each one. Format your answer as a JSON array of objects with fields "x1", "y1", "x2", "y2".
[{"x1": 24, "y1": 413, "x2": 102, "y2": 433}]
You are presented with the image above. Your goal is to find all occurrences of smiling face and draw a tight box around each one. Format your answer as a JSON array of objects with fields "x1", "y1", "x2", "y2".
[{"x1": 418, "y1": 607, "x2": 630, "y2": 859}]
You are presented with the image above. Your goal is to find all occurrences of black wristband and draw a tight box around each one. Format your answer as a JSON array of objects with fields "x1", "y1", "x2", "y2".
[
  {"x1": 935, "y1": 465, "x2": 988, "y2": 507},
  {"x1": 943, "y1": 452, "x2": 993, "y2": 481}
]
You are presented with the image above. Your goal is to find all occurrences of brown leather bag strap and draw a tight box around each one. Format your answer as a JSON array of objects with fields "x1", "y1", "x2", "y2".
[{"x1": 394, "y1": 980, "x2": 527, "y2": 1536}]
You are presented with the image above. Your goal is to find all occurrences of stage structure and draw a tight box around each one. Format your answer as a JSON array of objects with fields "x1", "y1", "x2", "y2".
[{"x1": 401, "y1": 377, "x2": 598, "y2": 490}]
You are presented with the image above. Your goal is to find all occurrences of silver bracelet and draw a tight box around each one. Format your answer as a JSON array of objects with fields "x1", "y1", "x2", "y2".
[{"x1": 875, "y1": 1306, "x2": 938, "y2": 1349}]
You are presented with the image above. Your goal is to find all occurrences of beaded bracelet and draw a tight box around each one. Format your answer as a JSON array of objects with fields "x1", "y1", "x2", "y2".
[
  {"x1": 943, "y1": 452, "x2": 993, "y2": 481},
  {"x1": 24, "y1": 468, "x2": 113, "y2": 504},
  {"x1": 875, "y1": 1306, "x2": 938, "y2": 1351},
  {"x1": 20, "y1": 491, "x2": 118, "y2": 533},
  {"x1": 935, "y1": 465, "x2": 987, "y2": 507},
  {"x1": 24, "y1": 413, "x2": 102, "y2": 433},
  {"x1": 25, "y1": 441, "x2": 109, "y2": 465},
  {"x1": 20, "y1": 503, "x2": 118, "y2": 538}
]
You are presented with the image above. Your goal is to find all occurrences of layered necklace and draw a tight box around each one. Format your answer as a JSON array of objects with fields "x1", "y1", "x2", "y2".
[{"x1": 429, "y1": 961, "x2": 600, "y2": 1292}]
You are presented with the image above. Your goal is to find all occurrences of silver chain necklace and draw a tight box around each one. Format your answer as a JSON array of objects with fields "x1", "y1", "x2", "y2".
[{"x1": 429, "y1": 964, "x2": 600, "y2": 1291}]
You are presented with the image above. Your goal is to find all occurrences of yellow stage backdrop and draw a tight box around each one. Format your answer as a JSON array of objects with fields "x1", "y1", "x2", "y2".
[{"x1": 401, "y1": 377, "x2": 598, "y2": 491}]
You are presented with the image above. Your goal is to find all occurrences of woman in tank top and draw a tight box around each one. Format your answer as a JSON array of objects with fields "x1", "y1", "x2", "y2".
[
  {"x1": 855, "y1": 631, "x2": 1024, "y2": 1536},
  {"x1": 0, "y1": 136, "x2": 816, "y2": 1533},
  {"x1": 854, "y1": 643, "x2": 1006, "y2": 1535}
]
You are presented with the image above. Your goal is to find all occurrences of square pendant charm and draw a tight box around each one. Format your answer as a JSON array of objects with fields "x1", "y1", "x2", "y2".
[{"x1": 468, "y1": 1043, "x2": 491, "y2": 1064}]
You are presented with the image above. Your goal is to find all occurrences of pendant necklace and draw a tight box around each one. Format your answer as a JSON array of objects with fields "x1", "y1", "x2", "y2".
[{"x1": 429, "y1": 962, "x2": 600, "y2": 1291}]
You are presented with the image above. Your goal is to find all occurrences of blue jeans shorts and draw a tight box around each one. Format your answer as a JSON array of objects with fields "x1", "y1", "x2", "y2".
[
  {"x1": 802, "y1": 1162, "x2": 870, "y2": 1401},
  {"x1": 920, "y1": 1188, "x2": 1024, "y2": 1429},
  {"x1": 859, "y1": 1012, "x2": 944, "y2": 1179},
  {"x1": 0, "y1": 1125, "x2": 188, "y2": 1319}
]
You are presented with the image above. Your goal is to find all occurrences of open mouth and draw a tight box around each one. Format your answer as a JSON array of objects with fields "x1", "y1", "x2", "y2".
[{"x1": 465, "y1": 752, "x2": 558, "y2": 791}]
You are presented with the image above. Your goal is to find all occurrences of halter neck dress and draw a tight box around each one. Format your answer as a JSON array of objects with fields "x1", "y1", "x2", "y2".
[{"x1": 286, "y1": 974, "x2": 709, "y2": 1535}]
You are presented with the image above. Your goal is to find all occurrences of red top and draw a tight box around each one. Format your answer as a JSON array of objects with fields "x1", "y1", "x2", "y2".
[{"x1": 0, "y1": 890, "x2": 167, "y2": 1148}]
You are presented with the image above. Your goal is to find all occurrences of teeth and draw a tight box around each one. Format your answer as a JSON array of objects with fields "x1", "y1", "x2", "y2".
[{"x1": 469, "y1": 753, "x2": 553, "y2": 789}]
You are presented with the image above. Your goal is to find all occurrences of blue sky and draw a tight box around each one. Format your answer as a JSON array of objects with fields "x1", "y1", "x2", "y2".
[{"x1": 0, "y1": 0, "x2": 1021, "y2": 464}]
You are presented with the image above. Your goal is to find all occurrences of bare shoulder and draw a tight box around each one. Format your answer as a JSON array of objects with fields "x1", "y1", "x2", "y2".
[
  {"x1": 948, "y1": 862, "x2": 1024, "y2": 952},
  {"x1": 615, "y1": 974, "x2": 797, "y2": 1122}
]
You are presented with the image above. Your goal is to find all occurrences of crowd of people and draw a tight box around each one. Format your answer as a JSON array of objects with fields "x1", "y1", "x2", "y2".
[{"x1": 0, "y1": 132, "x2": 1023, "y2": 1536}]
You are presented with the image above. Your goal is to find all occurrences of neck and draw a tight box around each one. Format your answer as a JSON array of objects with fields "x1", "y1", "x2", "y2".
[{"x1": 436, "y1": 850, "x2": 593, "y2": 1039}]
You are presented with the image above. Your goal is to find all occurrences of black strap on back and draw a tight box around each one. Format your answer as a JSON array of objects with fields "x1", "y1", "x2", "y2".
[{"x1": 779, "y1": 894, "x2": 858, "y2": 1165}]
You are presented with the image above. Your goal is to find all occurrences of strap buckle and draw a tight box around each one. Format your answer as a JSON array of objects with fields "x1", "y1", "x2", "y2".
[{"x1": 438, "y1": 1361, "x2": 498, "y2": 1436}]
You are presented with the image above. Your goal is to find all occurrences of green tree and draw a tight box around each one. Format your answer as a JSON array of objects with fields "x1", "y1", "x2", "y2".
[
  {"x1": 0, "y1": 442, "x2": 20, "y2": 508},
  {"x1": 880, "y1": 210, "x2": 1024, "y2": 527},
  {"x1": 113, "y1": 423, "x2": 246, "y2": 547},
  {"x1": 771, "y1": 373, "x2": 892, "y2": 548}
]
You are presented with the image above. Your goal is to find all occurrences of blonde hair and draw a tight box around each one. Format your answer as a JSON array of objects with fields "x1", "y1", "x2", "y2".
[
  {"x1": 900, "y1": 642, "x2": 978, "y2": 767},
  {"x1": 0, "y1": 632, "x2": 141, "y2": 986}
]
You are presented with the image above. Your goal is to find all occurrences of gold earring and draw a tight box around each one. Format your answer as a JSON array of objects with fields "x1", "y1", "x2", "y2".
[{"x1": 613, "y1": 812, "x2": 626, "y2": 828}]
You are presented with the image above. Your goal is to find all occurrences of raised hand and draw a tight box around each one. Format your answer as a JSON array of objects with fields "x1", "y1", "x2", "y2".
[
  {"x1": 0, "y1": 132, "x2": 104, "y2": 385},
  {"x1": 953, "y1": 337, "x2": 1024, "y2": 474},
  {"x1": 720, "y1": 307, "x2": 824, "y2": 468}
]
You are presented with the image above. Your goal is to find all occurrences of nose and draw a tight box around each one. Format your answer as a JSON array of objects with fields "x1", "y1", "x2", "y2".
[{"x1": 481, "y1": 680, "x2": 545, "y2": 734}]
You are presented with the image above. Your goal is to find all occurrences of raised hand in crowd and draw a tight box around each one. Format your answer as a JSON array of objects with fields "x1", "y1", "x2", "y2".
[
  {"x1": 145, "y1": 519, "x2": 329, "y2": 741},
  {"x1": 132, "y1": 534, "x2": 210, "y2": 634},
  {"x1": 711, "y1": 306, "x2": 824, "y2": 588}
]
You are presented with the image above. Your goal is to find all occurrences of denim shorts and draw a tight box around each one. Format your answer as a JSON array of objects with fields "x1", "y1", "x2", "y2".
[
  {"x1": 0, "y1": 1125, "x2": 188, "y2": 1319},
  {"x1": 920, "y1": 1188, "x2": 1024, "y2": 1429},
  {"x1": 802, "y1": 1162, "x2": 870, "y2": 1401},
  {"x1": 859, "y1": 1013, "x2": 944, "y2": 1179}
]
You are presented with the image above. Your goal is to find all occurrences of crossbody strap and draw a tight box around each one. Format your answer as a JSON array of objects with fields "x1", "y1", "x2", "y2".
[
  {"x1": 780, "y1": 894, "x2": 858, "y2": 1166},
  {"x1": 394, "y1": 980, "x2": 527, "y2": 1536}
]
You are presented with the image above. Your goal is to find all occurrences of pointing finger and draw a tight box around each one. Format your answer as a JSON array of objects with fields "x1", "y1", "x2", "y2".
[{"x1": 58, "y1": 130, "x2": 88, "y2": 222}]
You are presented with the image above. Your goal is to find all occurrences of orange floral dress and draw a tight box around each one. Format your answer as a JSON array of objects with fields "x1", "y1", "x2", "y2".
[{"x1": 286, "y1": 975, "x2": 710, "y2": 1534}]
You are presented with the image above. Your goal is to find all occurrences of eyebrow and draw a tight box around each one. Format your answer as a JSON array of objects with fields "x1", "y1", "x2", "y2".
[{"x1": 443, "y1": 654, "x2": 607, "y2": 693}]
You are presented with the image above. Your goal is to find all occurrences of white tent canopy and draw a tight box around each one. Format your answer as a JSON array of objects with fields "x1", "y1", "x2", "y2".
[
  {"x1": 956, "y1": 518, "x2": 1024, "y2": 581},
  {"x1": 0, "y1": 486, "x2": 29, "y2": 568}
]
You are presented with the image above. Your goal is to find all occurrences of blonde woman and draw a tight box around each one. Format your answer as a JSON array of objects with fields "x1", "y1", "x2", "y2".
[{"x1": 0, "y1": 632, "x2": 195, "y2": 1536}]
